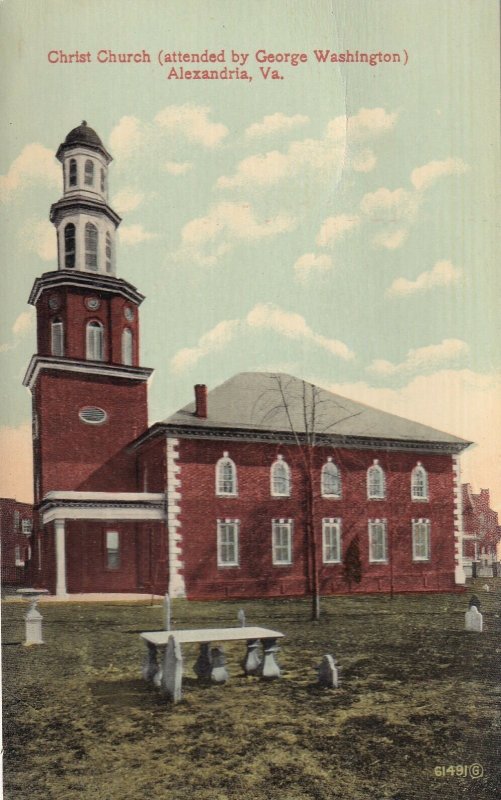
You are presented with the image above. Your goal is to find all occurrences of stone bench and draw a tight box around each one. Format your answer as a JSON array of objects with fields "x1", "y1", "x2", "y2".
[{"x1": 140, "y1": 626, "x2": 285, "y2": 702}]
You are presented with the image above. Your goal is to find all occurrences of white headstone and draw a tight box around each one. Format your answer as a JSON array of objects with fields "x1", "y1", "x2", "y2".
[
  {"x1": 161, "y1": 634, "x2": 183, "y2": 702},
  {"x1": 318, "y1": 654, "x2": 339, "y2": 688},
  {"x1": 465, "y1": 606, "x2": 483, "y2": 632},
  {"x1": 483, "y1": 584, "x2": 490, "y2": 592},
  {"x1": 237, "y1": 609, "x2": 246, "y2": 627}
]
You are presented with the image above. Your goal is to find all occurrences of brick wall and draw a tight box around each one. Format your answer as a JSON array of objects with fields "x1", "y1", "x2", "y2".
[{"x1": 170, "y1": 436, "x2": 457, "y2": 599}]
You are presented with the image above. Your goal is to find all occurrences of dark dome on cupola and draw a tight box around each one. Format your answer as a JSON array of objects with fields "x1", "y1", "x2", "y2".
[{"x1": 56, "y1": 120, "x2": 112, "y2": 163}]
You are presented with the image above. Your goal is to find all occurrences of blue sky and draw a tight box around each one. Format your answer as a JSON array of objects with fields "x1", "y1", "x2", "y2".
[{"x1": 0, "y1": 0, "x2": 499, "y2": 509}]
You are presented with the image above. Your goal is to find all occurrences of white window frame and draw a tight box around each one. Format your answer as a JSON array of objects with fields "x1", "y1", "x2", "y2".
[
  {"x1": 412, "y1": 519, "x2": 431, "y2": 561},
  {"x1": 86, "y1": 320, "x2": 104, "y2": 361},
  {"x1": 272, "y1": 519, "x2": 293, "y2": 565},
  {"x1": 106, "y1": 530, "x2": 120, "y2": 570},
  {"x1": 217, "y1": 519, "x2": 240, "y2": 567},
  {"x1": 215, "y1": 452, "x2": 238, "y2": 497},
  {"x1": 367, "y1": 460, "x2": 386, "y2": 500},
  {"x1": 85, "y1": 222, "x2": 98, "y2": 270},
  {"x1": 121, "y1": 327, "x2": 133, "y2": 365},
  {"x1": 322, "y1": 518, "x2": 342, "y2": 563},
  {"x1": 321, "y1": 458, "x2": 341, "y2": 498},
  {"x1": 21, "y1": 519, "x2": 32, "y2": 535},
  {"x1": 51, "y1": 319, "x2": 64, "y2": 357},
  {"x1": 368, "y1": 519, "x2": 388, "y2": 563},
  {"x1": 84, "y1": 158, "x2": 94, "y2": 186},
  {"x1": 411, "y1": 462, "x2": 429, "y2": 501},
  {"x1": 270, "y1": 455, "x2": 291, "y2": 497}
]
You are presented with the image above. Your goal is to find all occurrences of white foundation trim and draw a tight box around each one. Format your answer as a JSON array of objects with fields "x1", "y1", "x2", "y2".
[
  {"x1": 167, "y1": 437, "x2": 185, "y2": 598},
  {"x1": 54, "y1": 519, "x2": 68, "y2": 597}
]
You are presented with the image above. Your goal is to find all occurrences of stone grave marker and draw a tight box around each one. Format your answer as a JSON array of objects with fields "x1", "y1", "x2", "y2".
[
  {"x1": 465, "y1": 605, "x2": 483, "y2": 632},
  {"x1": 161, "y1": 634, "x2": 183, "y2": 702},
  {"x1": 318, "y1": 654, "x2": 339, "y2": 688},
  {"x1": 210, "y1": 646, "x2": 229, "y2": 683}
]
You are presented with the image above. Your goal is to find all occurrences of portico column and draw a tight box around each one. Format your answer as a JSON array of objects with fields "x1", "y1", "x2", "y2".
[{"x1": 54, "y1": 519, "x2": 67, "y2": 597}]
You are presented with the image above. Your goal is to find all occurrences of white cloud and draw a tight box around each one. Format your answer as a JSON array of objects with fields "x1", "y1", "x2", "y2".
[
  {"x1": 163, "y1": 161, "x2": 193, "y2": 175},
  {"x1": 246, "y1": 303, "x2": 354, "y2": 360},
  {"x1": 387, "y1": 260, "x2": 462, "y2": 297},
  {"x1": 217, "y1": 108, "x2": 396, "y2": 190},
  {"x1": 12, "y1": 309, "x2": 35, "y2": 336},
  {"x1": 22, "y1": 219, "x2": 57, "y2": 261},
  {"x1": 327, "y1": 107, "x2": 397, "y2": 141},
  {"x1": 245, "y1": 112, "x2": 309, "y2": 139},
  {"x1": 294, "y1": 253, "x2": 333, "y2": 281},
  {"x1": 372, "y1": 227, "x2": 409, "y2": 250},
  {"x1": 324, "y1": 369, "x2": 501, "y2": 513},
  {"x1": 360, "y1": 187, "x2": 421, "y2": 223},
  {"x1": 0, "y1": 143, "x2": 59, "y2": 202},
  {"x1": 170, "y1": 319, "x2": 239, "y2": 373},
  {"x1": 0, "y1": 422, "x2": 33, "y2": 502},
  {"x1": 155, "y1": 105, "x2": 228, "y2": 148},
  {"x1": 174, "y1": 201, "x2": 296, "y2": 266},
  {"x1": 316, "y1": 214, "x2": 360, "y2": 247},
  {"x1": 367, "y1": 338, "x2": 469, "y2": 376},
  {"x1": 119, "y1": 224, "x2": 158, "y2": 245},
  {"x1": 411, "y1": 157, "x2": 469, "y2": 192},
  {"x1": 111, "y1": 188, "x2": 145, "y2": 214},
  {"x1": 109, "y1": 116, "x2": 146, "y2": 159},
  {"x1": 351, "y1": 148, "x2": 377, "y2": 173}
]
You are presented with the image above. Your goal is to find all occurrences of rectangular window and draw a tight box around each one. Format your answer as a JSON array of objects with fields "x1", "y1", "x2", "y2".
[
  {"x1": 412, "y1": 520, "x2": 431, "y2": 561},
  {"x1": 21, "y1": 519, "x2": 32, "y2": 535},
  {"x1": 272, "y1": 520, "x2": 293, "y2": 565},
  {"x1": 368, "y1": 520, "x2": 388, "y2": 563},
  {"x1": 15, "y1": 545, "x2": 24, "y2": 566},
  {"x1": 217, "y1": 520, "x2": 239, "y2": 567},
  {"x1": 322, "y1": 518, "x2": 342, "y2": 563},
  {"x1": 37, "y1": 536, "x2": 42, "y2": 571},
  {"x1": 13, "y1": 510, "x2": 20, "y2": 532},
  {"x1": 106, "y1": 530, "x2": 120, "y2": 569}
]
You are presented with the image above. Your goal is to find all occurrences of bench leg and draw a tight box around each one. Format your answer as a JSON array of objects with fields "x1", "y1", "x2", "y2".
[
  {"x1": 161, "y1": 635, "x2": 183, "y2": 703},
  {"x1": 243, "y1": 639, "x2": 262, "y2": 675},
  {"x1": 194, "y1": 642, "x2": 213, "y2": 680},
  {"x1": 142, "y1": 642, "x2": 159, "y2": 683},
  {"x1": 260, "y1": 638, "x2": 281, "y2": 679}
]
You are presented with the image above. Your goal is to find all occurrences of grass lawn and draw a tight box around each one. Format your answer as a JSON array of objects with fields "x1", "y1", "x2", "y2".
[{"x1": 2, "y1": 581, "x2": 500, "y2": 800}]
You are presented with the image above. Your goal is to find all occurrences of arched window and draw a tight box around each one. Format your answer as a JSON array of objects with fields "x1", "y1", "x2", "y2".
[
  {"x1": 64, "y1": 223, "x2": 76, "y2": 268},
  {"x1": 271, "y1": 455, "x2": 291, "y2": 496},
  {"x1": 321, "y1": 458, "x2": 341, "y2": 497},
  {"x1": 122, "y1": 327, "x2": 133, "y2": 365},
  {"x1": 85, "y1": 222, "x2": 98, "y2": 270},
  {"x1": 51, "y1": 318, "x2": 64, "y2": 357},
  {"x1": 100, "y1": 168, "x2": 106, "y2": 194},
  {"x1": 411, "y1": 462, "x2": 428, "y2": 500},
  {"x1": 86, "y1": 320, "x2": 104, "y2": 361},
  {"x1": 216, "y1": 452, "x2": 237, "y2": 496},
  {"x1": 84, "y1": 159, "x2": 94, "y2": 186},
  {"x1": 105, "y1": 232, "x2": 112, "y2": 272},
  {"x1": 69, "y1": 158, "x2": 77, "y2": 187},
  {"x1": 367, "y1": 459, "x2": 385, "y2": 499}
]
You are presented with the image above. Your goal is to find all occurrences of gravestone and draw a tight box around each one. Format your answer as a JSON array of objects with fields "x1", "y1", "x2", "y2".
[
  {"x1": 318, "y1": 655, "x2": 339, "y2": 688},
  {"x1": 210, "y1": 646, "x2": 229, "y2": 683},
  {"x1": 483, "y1": 584, "x2": 490, "y2": 592},
  {"x1": 465, "y1": 605, "x2": 483, "y2": 632},
  {"x1": 237, "y1": 609, "x2": 246, "y2": 627},
  {"x1": 161, "y1": 634, "x2": 183, "y2": 702},
  {"x1": 194, "y1": 643, "x2": 212, "y2": 680}
]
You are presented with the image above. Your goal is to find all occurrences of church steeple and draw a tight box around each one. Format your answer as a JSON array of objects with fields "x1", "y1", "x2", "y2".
[
  {"x1": 50, "y1": 121, "x2": 120, "y2": 276},
  {"x1": 24, "y1": 123, "x2": 153, "y2": 503}
]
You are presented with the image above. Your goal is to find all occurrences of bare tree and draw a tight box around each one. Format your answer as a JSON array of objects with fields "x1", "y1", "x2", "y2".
[{"x1": 258, "y1": 374, "x2": 363, "y2": 621}]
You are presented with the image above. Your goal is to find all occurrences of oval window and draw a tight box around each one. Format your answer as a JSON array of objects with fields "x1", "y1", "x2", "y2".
[{"x1": 79, "y1": 406, "x2": 107, "y2": 425}]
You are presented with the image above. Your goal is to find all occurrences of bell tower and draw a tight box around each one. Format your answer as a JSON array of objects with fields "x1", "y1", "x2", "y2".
[{"x1": 24, "y1": 122, "x2": 153, "y2": 503}]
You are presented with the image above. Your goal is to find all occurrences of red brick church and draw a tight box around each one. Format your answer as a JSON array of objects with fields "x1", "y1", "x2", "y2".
[{"x1": 25, "y1": 123, "x2": 471, "y2": 598}]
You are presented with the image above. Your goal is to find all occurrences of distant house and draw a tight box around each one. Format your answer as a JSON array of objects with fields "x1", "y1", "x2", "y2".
[
  {"x1": 0, "y1": 498, "x2": 33, "y2": 586},
  {"x1": 462, "y1": 484, "x2": 501, "y2": 577}
]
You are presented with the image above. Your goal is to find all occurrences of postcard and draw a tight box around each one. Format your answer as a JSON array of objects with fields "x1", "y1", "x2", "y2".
[{"x1": 1, "y1": 1, "x2": 499, "y2": 798}]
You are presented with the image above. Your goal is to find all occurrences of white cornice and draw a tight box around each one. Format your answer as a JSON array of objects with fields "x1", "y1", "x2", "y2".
[
  {"x1": 28, "y1": 271, "x2": 144, "y2": 306},
  {"x1": 40, "y1": 491, "x2": 166, "y2": 524},
  {"x1": 42, "y1": 506, "x2": 166, "y2": 524},
  {"x1": 23, "y1": 355, "x2": 153, "y2": 390}
]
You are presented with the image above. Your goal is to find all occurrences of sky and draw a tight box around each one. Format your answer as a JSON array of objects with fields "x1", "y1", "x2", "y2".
[{"x1": 0, "y1": 0, "x2": 500, "y2": 511}]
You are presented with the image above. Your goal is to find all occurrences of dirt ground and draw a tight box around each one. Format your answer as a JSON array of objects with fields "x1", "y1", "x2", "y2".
[{"x1": 2, "y1": 582, "x2": 500, "y2": 800}]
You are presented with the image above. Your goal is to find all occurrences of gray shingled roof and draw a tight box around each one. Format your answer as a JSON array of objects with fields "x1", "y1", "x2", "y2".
[{"x1": 161, "y1": 372, "x2": 471, "y2": 449}]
